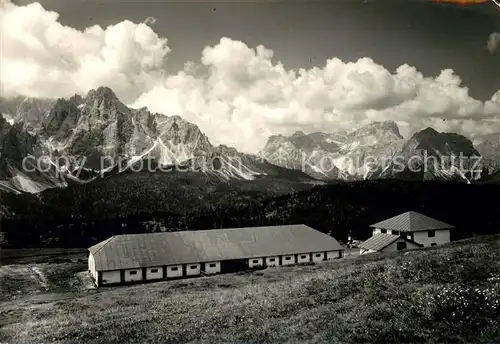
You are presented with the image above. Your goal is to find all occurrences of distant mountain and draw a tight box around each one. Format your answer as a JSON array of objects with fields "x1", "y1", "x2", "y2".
[
  {"x1": 260, "y1": 122, "x2": 499, "y2": 183},
  {"x1": 376, "y1": 127, "x2": 483, "y2": 183},
  {"x1": 1, "y1": 87, "x2": 316, "y2": 194},
  {"x1": 0, "y1": 115, "x2": 67, "y2": 193},
  {"x1": 260, "y1": 121, "x2": 405, "y2": 180},
  {"x1": 474, "y1": 133, "x2": 500, "y2": 174},
  {"x1": 2, "y1": 86, "x2": 499, "y2": 196},
  {"x1": 0, "y1": 96, "x2": 56, "y2": 134}
]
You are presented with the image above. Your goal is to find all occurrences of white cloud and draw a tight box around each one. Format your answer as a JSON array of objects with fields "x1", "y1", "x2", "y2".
[
  {"x1": 144, "y1": 16, "x2": 157, "y2": 26},
  {"x1": 487, "y1": 32, "x2": 500, "y2": 54},
  {"x1": 133, "y1": 38, "x2": 500, "y2": 152},
  {"x1": 2, "y1": 1, "x2": 500, "y2": 153},
  {"x1": 0, "y1": 0, "x2": 170, "y2": 103}
]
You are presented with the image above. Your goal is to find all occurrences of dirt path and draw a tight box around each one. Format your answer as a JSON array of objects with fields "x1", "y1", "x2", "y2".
[{"x1": 0, "y1": 289, "x2": 100, "y2": 313}]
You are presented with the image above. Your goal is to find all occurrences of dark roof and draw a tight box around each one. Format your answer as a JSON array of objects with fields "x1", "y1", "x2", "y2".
[
  {"x1": 369, "y1": 211, "x2": 454, "y2": 232},
  {"x1": 358, "y1": 233, "x2": 423, "y2": 252},
  {"x1": 89, "y1": 224, "x2": 344, "y2": 271}
]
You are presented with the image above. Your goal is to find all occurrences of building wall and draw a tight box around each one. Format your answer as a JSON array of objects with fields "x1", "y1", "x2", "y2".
[
  {"x1": 373, "y1": 227, "x2": 451, "y2": 247},
  {"x1": 90, "y1": 245, "x2": 345, "y2": 287},
  {"x1": 265, "y1": 256, "x2": 279, "y2": 267},
  {"x1": 326, "y1": 250, "x2": 342, "y2": 260},
  {"x1": 124, "y1": 268, "x2": 143, "y2": 282},
  {"x1": 281, "y1": 255, "x2": 295, "y2": 265},
  {"x1": 381, "y1": 238, "x2": 421, "y2": 253},
  {"x1": 205, "y1": 261, "x2": 221, "y2": 274},
  {"x1": 311, "y1": 252, "x2": 325, "y2": 262},
  {"x1": 166, "y1": 265, "x2": 183, "y2": 278},
  {"x1": 102, "y1": 270, "x2": 121, "y2": 284},
  {"x1": 297, "y1": 253, "x2": 311, "y2": 263},
  {"x1": 186, "y1": 263, "x2": 201, "y2": 276},
  {"x1": 413, "y1": 229, "x2": 450, "y2": 247},
  {"x1": 88, "y1": 253, "x2": 97, "y2": 281},
  {"x1": 248, "y1": 257, "x2": 264, "y2": 268},
  {"x1": 146, "y1": 267, "x2": 163, "y2": 280}
]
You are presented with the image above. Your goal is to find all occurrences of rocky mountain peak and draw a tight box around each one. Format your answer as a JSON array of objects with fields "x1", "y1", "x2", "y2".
[
  {"x1": 291, "y1": 130, "x2": 306, "y2": 138},
  {"x1": 472, "y1": 133, "x2": 500, "y2": 173},
  {"x1": 86, "y1": 86, "x2": 118, "y2": 101},
  {"x1": 414, "y1": 127, "x2": 439, "y2": 139},
  {"x1": 11, "y1": 97, "x2": 55, "y2": 133},
  {"x1": 69, "y1": 93, "x2": 85, "y2": 106},
  {"x1": 215, "y1": 144, "x2": 239, "y2": 156},
  {"x1": 351, "y1": 120, "x2": 403, "y2": 139},
  {"x1": 410, "y1": 127, "x2": 478, "y2": 156},
  {"x1": 378, "y1": 120, "x2": 402, "y2": 137},
  {"x1": 154, "y1": 115, "x2": 213, "y2": 154},
  {"x1": 83, "y1": 87, "x2": 123, "y2": 114},
  {"x1": 265, "y1": 134, "x2": 287, "y2": 145}
]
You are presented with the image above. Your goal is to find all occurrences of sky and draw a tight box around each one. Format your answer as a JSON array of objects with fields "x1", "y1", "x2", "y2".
[{"x1": 1, "y1": 0, "x2": 500, "y2": 152}]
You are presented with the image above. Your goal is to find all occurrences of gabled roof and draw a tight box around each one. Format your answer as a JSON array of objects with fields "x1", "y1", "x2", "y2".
[
  {"x1": 89, "y1": 224, "x2": 344, "y2": 271},
  {"x1": 358, "y1": 233, "x2": 423, "y2": 252},
  {"x1": 369, "y1": 211, "x2": 455, "y2": 232}
]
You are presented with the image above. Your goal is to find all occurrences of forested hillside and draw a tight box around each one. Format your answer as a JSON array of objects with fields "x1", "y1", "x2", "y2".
[{"x1": 2, "y1": 180, "x2": 499, "y2": 248}]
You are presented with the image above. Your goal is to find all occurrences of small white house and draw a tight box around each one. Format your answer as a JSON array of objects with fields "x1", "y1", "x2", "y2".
[
  {"x1": 88, "y1": 224, "x2": 345, "y2": 287},
  {"x1": 369, "y1": 211, "x2": 455, "y2": 247},
  {"x1": 358, "y1": 233, "x2": 423, "y2": 255}
]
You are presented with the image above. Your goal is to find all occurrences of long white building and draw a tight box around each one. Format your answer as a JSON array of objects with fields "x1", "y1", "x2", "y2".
[{"x1": 88, "y1": 224, "x2": 344, "y2": 287}]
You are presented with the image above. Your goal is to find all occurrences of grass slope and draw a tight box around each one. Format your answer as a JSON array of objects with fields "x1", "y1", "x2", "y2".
[{"x1": 1, "y1": 235, "x2": 500, "y2": 343}]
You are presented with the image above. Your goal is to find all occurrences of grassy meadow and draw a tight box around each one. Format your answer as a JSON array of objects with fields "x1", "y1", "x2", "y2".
[{"x1": 1, "y1": 235, "x2": 500, "y2": 343}]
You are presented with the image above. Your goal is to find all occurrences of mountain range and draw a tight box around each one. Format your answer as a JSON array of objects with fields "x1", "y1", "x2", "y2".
[
  {"x1": 1, "y1": 86, "x2": 499, "y2": 198},
  {"x1": 260, "y1": 119, "x2": 499, "y2": 184}
]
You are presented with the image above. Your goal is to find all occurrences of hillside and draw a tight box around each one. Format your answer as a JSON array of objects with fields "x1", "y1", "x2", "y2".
[
  {"x1": 2, "y1": 179, "x2": 499, "y2": 248},
  {"x1": 1, "y1": 235, "x2": 499, "y2": 343},
  {"x1": 191, "y1": 180, "x2": 500, "y2": 242},
  {"x1": 0, "y1": 168, "x2": 318, "y2": 219}
]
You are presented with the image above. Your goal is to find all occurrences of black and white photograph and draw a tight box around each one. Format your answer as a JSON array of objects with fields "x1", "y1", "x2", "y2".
[{"x1": 1, "y1": 0, "x2": 500, "y2": 342}]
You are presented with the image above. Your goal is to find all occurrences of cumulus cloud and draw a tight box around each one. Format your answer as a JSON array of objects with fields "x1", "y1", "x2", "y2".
[
  {"x1": 0, "y1": 0, "x2": 170, "y2": 103},
  {"x1": 2, "y1": 1, "x2": 500, "y2": 153},
  {"x1": 487, "y1": 32, "x2": 500, "y2": 54},
  {"x1": 132, "y1": 38, "x2": 500, "y2": 152}
]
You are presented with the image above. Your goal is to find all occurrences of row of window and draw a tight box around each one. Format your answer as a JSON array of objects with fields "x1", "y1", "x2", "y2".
[
  {"x1": 251, "y1": 253, "x2": 323, "y2": 264},
  {"x1": 380, "y1": 229, "x2": 436, "y2": 238},
  {"x1": 128, "y1": 263, "x2": 217, "y2": 275}
]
